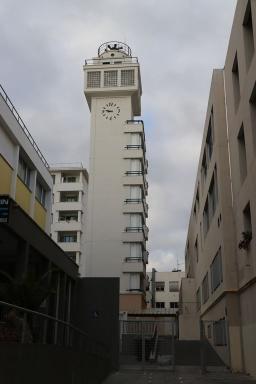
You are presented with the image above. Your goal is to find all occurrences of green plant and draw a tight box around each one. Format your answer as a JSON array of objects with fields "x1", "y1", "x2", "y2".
[{"x1": 238, "y1": 231, "x2": 252, "y2": 250}]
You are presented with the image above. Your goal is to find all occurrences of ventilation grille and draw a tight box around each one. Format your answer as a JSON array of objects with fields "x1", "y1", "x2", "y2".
[
  {"x1": 104, "y1": 71, "x2": 118, "y2": 87},
  {"x1": 121, "y1": 70, "x2": 135, "y2": 86},
  {"x1": 87, "y1": 71, "x2": 101, "y2": 88}
]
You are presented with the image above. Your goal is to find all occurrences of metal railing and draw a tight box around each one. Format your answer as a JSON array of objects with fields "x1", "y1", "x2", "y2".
[
  {"x1": 125, "y1": 145, "x2": 143, "y2": 150},
  {"x1": 98, "y1": 41, "x2": 132, "y2": 57},
  {"x1": 0, "y1": 84, "x2": 49, "y2": 169},
  {"x1": 125, "y1": 170, "x2": 144, "y2": 176},
  {"x1": 125, "y1": 226, "x2": 143, "y2": 232},
  {"x1": 0, "y1": 300, "x2": 108, "y2": 358},
  {"x1": 124, "y1": 198, "x2": 142, "y2": 204}
]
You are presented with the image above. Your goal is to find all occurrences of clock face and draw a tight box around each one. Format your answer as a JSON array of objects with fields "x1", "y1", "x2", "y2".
[{"x1": 101, "y1": 102, "x2": 120, "y2": 120}]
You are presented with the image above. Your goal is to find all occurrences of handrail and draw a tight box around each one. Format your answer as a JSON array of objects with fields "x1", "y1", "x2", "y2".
[
  {"x1": 0, "y1": 299, "x2": 108, "y2": 355},
  {"x1": 0, "y1": 84, "x2": 49, "y2": 169},
  {"x1": 149, "y1": 324, "x2": 158, "y2": 362}
]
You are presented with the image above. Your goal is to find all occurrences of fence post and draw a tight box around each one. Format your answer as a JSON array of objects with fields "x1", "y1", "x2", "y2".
[
  {"x1": 141, "y1": 320, "x2": 145, "y2": 370},
  {"x1": 21, "y1": 312, "x2": 27, "y2": 344},
  {"x1": 200, "y1": 320, "x2": 206, "y2": 374},
  {"x1": 172, "y1": 319, "x2": 175, "y2": 371}
]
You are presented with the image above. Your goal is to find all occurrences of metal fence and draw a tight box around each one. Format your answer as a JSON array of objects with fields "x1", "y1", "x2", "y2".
[
  {"x1": 0, "y1": 300, "x2": 108, "y2": 359},
  {"x1": 120, "y1": 319, "x2": 175, "y2": 370}
]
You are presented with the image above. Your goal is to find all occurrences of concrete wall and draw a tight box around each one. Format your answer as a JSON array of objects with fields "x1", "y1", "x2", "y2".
[
  {"x1": 0, "y1": 344, "x2": 111, "y2": 384},
  {"x1": 74, "y1": 277, "x2": 120, "y2": 371}
]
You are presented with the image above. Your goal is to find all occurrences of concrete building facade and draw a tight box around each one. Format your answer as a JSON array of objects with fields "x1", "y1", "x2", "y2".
[
  {"x1": 180, "y1": 0, "x2": 256, "y2": 377},
  {"x1": 0, "y1": 84, "x2": 52, "y2": 232},
  {"x1": 147, "y1": 270, "x2": 185, "y2": 314},
  {"x1": 50, "y1": 165, "x2": 88, "y2": 267},
  {"x1": 81, "y1": 42, "x2": 149, "y2": 311}
]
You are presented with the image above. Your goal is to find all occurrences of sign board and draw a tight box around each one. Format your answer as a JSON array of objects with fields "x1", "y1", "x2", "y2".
[{"x1": 0, "y1": 196, "x2": 10, "y2": 223}]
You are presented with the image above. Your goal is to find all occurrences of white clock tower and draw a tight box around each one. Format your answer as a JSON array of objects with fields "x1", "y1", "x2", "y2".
[{"x1": 82, "y1": 42, "x2": 149, "y2": 311}]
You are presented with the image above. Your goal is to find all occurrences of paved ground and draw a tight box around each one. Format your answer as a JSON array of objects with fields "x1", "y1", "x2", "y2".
[{"x1": 103, "y1": 367, "x2": 256, "y2": 384}]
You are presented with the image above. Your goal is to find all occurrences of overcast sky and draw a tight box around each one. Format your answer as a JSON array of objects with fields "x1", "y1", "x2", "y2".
[{"x1": 1, "y1": 0, "x2": 237, "y2": 271}]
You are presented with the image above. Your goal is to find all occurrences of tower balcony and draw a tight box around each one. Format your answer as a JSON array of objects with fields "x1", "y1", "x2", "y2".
[
  {"x1": 124, "y1": 120, "x2": 145, "y2": 142},
  {"x1": 123, "y1": 198, "x2": 148, "y2": 218},
  {"x1": 122, "y1": 258, "x2": 145, "y2": 274},
  {"x1": 123, "y1": 172, "x2": 148, "y2": 196}
]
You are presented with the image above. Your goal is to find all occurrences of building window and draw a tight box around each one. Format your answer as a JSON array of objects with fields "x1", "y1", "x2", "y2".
[
  {"x1": 104, "y1": 70, "x2": 118, "y2": 87},
  {"x1": 18, "y1": 156, "x2": 31, "y2": 187},
  {"x1": 58, "y1": 231, "x2": 77, "y2": 243},
  {"x1": 232, "y1": 52, "x2": 240, "y2": 110},
  {"x1": 170, "y1": 302, "x2": 179, "y2": 309},
  {"x1": 62, "y1": 174, "x2": 77, "y2": 183},
  {"x1": 59, "y1": 211, "x2": 78, "y2": 222},
  {"x1": 243, "y1": 0, "x2": 254, "y2": 69},
  {"x1": 203, "y1": 198, "x2": 209, "y2": 237},
  {"x1": 66, "y1": 251, "x2": 77, "y2": 262},
  {"x1": 213, "y1": 319, "x2": 227, "y2": 346},
  {"x1": 238, "y1": 124, "x2": 247, "y2": 184},
  {"x1": 156, "y1": 302, "x2": 165, "y2": 308},
  {"x1": 195, "y1": 237, "x2": 199, "y2": 263},
  {"x1": 60, "y1": 191, "x2": 79, "y2": 202},
  {"x1": 155, "y1": 281, "x2": 165, "y2": 291},
  {"x1": 129, "y1": 243, "x2": 142, "y2": 260},
  {"x1": 243, "y1": 202, "x2": 252, "y2": 233},
  {"x1": 206, "y1": 109, "x2": 214, "y2": 161},
  {"x1": 193, "y1": 186, "x2": 200, "y2": 217},
  {"x1": 249, "y1": 82, "x2": 256, "y2": 150},
  {"x1": 52, "y1": 175, "x2": 55, "y2": 184},
  {"x1": 196, "y1": 287, "x2": 201, "y2": 311},
  {"x1": 169, "y1": 281, "x2": 179, "y2": 292},
  {"x1": 36, "y1": 180, "x2": 46, "y2": 206},
  {"x1": 87, "y1": 71, "x2": 101, "y2": 88},
  {"x1": 202, "y1": 272, "x2": 209, "y2": 304},
  {"x1": 211, "y1": 248, "x2": 223, "y2": 292},
  {"x1": 208, "y1": 167, "x2": 218, "y2": 221},
  {"x1": 129, "y1": 273, "x2": 140, "y2": 290},
  {"x1": 201, "y1": 151, "x2": 207, "y2": 186},
  {"x1": 121, "y1": 69, "x2": 135, "y2": 86}
]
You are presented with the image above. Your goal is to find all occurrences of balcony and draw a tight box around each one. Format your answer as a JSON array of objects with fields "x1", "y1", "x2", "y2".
[
  {"x1": 123, "y1": 198, "x2": 148, "y2": 218},
  {"x1": 55, "y1": 202, "x2": 82, "y2": 211},
  {"x1": 54, "y1": 220, "x2": 82, "y2": 232},
  {"x1": 122, "y1": 228, "x2": 146, "y2": 244},
  {"x1": 124, "y1": 120, "x2": 145, "y2": 137},
  {"x1": 122, "y1": 257, "x2": 145, "y2": 273}
]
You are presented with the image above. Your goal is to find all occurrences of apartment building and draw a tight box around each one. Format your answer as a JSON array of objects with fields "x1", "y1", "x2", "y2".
[
  {"x1": 0, "y1": 84, "x2": 78, "y2": 324},
  {"x1": 0, "y1": 84, "x2": 52, "y2": 232},
  {"x1": 81, "y1": 42, "x2": 149, "y2": 311},
  {"x1": 50, "y1": 165, "x2": 88, "y2": 267},
  {"x1": 180, "y1": 0, "x2": 256, "y2": 377},
  {"x1": 147, "y1": 269, "x2": 185, "y2": 314}
]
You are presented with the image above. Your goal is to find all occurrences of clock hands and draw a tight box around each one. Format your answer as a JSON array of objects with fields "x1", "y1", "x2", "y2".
[{"x1": 105, "y1": 109, "x2": 113, "y2": 112}]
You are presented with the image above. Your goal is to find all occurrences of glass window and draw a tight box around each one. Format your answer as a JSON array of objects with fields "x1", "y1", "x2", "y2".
[
  {"x1": 202, "y1": 273, "x2": 209, "y2": 304},
  {"x1": 156, "y1": 281, "x2": 165, "y2": 291},
  {"x1": 104, "y1": 70, "x2": 118, "y2": 87},
  {"x1": 169, "y1": 281, "x2": 179, "y2": 292},
  {"x1": 58, "y1": 232, "x2": 77, "y2": 243},
  {"x1": 36, "y1": 180, "x2": 46, "y2": 206},
  {"x1": 18, "y1": 157, "x2": 31, "y2": 187},
  {"x1": 211, "y1": 248, "x2": 223, "y2": 292}
]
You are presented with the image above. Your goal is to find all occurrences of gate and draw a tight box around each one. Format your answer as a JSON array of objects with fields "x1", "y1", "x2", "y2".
[{"x1": 119, "y1": 319, "x2": 176, "y2": 370}]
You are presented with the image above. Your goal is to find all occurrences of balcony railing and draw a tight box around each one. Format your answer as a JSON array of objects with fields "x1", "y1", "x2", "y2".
[
  {"x1": 0, "y1": 84, "x2": 49, "y2": 169},
  {"x1": 125, "y1": 171, "x2": 143, "y2": 176},
  {"x1": 125, "y1": 145, "x2": 143, "y2": 150},
  {"x1": 125, "y1": 257, "x2": 143, "y2": 262},
  {"x1": 124, "y1": 198, "x2": 142, "y2": 204},
  {"x1": 125, "y1": 226, "x2": 143, "y2": 233}
]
